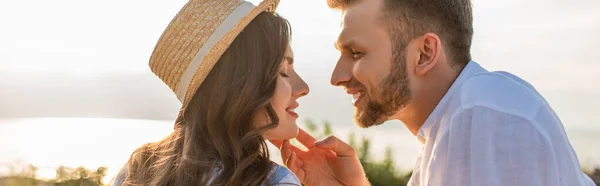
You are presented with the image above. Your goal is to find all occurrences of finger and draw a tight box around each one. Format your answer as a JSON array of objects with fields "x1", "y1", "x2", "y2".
[
  {"x1": 295, "y1": 128, "x2": 317, "y2": 148},
  {"x1": 285, "y1": 150, "x2": 296, "y2": 166},
  {"x1": 279, "y1": 140, "x2": 291, "y2": 160},
  {"x1": 280, "y1": 140, "x2": 296, "y2": 162},
  {"x1": 280, "y1": 139, "x2": 306, "y2": 156},
  {"x1": 286, "y1": 152, "x2": 302, "y2": 177},
  {"x1": 314, "y1": 135, "x2": 356, "y2": 157},
  {"x1": 269, "y1": 140, "x2": 283, "y2": 149},
  {"x1": 286, "y1": 152, "x2": 306, "y2": 183},
  {"x1": 282, "y1": 141, "x2": 305, "y2": 167}
]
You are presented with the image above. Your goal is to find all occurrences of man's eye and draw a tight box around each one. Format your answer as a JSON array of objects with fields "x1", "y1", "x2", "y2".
[{"x1": 352, "y1": 51, "x2": 364, "y2": 59}]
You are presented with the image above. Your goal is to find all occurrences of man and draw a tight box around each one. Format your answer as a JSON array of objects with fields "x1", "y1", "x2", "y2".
[{"x1": 272, "y1": 0, "x2": 596, "y2": 185}]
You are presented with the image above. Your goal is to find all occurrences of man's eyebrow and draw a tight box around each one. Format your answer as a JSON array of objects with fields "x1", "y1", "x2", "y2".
[
  {"x1": 284, "y1": 56, "x2": 294, "y2": 64},
  {"x1": 334, "y1": 39, "x2": 354, "y2": 51},
  {"x1": 334, "y1": 41, "x2": 341, "y2": 51}
]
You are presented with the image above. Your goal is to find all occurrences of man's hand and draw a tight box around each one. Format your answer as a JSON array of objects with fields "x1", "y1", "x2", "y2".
[{"x1": 271, "y1": 129, "x2": 369, "y2": 186}]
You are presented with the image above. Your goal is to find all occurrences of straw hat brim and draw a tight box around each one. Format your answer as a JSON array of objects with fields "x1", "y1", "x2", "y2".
[{"x1": 148, "y1": 0, "x2": 280, "y2": 114}]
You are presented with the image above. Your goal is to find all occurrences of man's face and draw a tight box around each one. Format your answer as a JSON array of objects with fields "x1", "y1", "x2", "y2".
[{"x1": 331, "y1": 0, "x2": 412, "y2": 128}]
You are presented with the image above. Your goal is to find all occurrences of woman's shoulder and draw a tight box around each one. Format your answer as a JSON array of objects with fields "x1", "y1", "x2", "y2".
[
  {"x1": 108, "y1": 162, "x2": 300, "y2": 186},
  {"x1": 264, "y1": 163, "x2": 301, "y2": 186},
  {"x1": 108, "y1": 164, "x2": 128, "y2": 186}
]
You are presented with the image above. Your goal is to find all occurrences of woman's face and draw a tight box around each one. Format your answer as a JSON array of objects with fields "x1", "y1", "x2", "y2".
[{"x1": 257, "y1": 46, "x2": 309, "y2": 140}]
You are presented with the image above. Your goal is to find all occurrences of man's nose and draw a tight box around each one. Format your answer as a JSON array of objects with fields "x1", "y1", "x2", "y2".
[{"x1": 330, "y1": 58, "x2": 353, "y2": 86}]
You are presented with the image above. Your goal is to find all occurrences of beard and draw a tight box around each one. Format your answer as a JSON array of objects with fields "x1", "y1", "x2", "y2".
[{"x1": 353, "y1": 49, "x2": 412, "y2": 128}]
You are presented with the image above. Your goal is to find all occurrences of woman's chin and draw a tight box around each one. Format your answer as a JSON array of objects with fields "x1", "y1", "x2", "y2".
[
  {"x1": 290, "y1": 125, "x2": 300, "y2": 138},
  {"x1": 279, "y1": 121, "x2": 300, "y2": 139},
  {"x1": 263, "y1": 125, "x2": 299, "y2": 141}
]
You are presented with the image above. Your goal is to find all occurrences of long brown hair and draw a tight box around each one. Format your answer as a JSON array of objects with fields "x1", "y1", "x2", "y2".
[{"x1": 123, "y1": 11, "x2": 292, "y2": 186}]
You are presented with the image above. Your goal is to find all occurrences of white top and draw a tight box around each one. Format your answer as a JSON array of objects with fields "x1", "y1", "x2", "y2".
[{"x1": 407, "y1": 61, "x2": 595, "y2": 186}]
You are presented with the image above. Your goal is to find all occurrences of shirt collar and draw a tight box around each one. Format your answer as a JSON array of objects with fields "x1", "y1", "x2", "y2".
[{"x1": 416, "y1": 61, "x2": 488, "y2": 144}]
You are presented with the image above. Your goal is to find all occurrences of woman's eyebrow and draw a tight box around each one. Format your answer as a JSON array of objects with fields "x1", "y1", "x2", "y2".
[{"x1": 284, "y1": 56, "x2": 294, "y2": 64}]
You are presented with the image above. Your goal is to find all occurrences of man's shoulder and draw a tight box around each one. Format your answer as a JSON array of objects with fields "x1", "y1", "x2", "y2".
[{"x1": 455, "y1": 70, "x2": 547, "y2": 118}]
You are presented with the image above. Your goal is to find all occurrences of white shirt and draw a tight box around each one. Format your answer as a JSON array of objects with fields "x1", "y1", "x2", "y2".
[{"x1": 407, "y1": 61, "x2": 595, "y2": 186}]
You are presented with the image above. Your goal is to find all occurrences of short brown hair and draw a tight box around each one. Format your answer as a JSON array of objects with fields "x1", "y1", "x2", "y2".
[{"x1": 328, "y1": 0, "x2": 473, "y2": 68}]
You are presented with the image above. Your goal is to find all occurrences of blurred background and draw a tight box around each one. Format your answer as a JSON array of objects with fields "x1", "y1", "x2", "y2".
[{"x1": 0, "y1": 0, "x2": 599, "y2": 185}]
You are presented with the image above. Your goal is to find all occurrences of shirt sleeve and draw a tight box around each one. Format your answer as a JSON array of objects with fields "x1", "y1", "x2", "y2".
[{"x1": 428, "y1": 105, "x2": 561, "y2": 186}]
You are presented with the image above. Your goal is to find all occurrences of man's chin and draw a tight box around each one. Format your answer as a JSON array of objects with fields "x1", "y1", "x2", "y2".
[{"x1": 353, "y1": 109, "x2": 387, "y2": 128}]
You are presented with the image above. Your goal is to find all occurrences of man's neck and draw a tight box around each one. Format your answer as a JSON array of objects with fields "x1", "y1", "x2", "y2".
[{"x1": 394, "y1": 63, "x2": 462, "y2": 136}]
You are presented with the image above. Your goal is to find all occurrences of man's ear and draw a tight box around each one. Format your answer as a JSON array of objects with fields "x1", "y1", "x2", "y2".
[{"x1": 415, "y1": 33, "x2": 441, "y2": 76}]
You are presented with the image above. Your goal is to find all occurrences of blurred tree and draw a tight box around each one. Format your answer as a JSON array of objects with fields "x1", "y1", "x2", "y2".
[
  {"x1": 304, "y1": 119, "x2": 318, "y2": 137},
  {"x1": 3, "y1": 164, "x2": 107, "y2": 186},
  {"x1": 303, "y1": 119, "x2": 410, "y2": 186},
  {"x1": 91, "y1": 167, "x2": 108, "y2": 185},
  {"x1": 75, "y1": 166, "x2": 90, "y2": 179},
  {"x1": 55, "y1": 165, "x2": 71, "y2": 182},
  {"x1": 323, "y1": 120, "x2": 333, "y2": 136}
]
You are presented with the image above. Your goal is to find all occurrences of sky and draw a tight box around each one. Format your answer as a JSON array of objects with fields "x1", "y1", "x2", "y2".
[
  {"x1": 2, "y1": 0, "x2": 599, "y2": 131},
  {"x1": 0, "y1": 1, "x2": 599, "y2": 126},
  {"x1": 0, "y1": 0, "x2": 599, "y2": 183}
]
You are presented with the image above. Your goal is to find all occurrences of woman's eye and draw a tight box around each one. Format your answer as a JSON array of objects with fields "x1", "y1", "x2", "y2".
[{"x1": 280, "y1": 72, "x2": 290, "y2": 78}]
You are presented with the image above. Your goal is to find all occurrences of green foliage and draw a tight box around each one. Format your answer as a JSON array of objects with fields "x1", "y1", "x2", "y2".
[
  {"x1": 3, "y1": 118, "x2": 599, "y2": 186},
  {"x1": 303, "y1": 119, "x2": 411, "y2": 186},
  {"x1": 52, "y1": 165, "x2": 106, "y2": 186},
  {"x1": 2, "y1": 164, "x2": 107, "y2": 186},
  {"x1": 584, "y1": 168, "x2": 600, "y2": 185}
]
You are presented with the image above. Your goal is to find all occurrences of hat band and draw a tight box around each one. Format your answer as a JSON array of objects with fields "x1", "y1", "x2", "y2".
[{"x1": 176, "y1": 1, "x2": 257, "y2": 102}]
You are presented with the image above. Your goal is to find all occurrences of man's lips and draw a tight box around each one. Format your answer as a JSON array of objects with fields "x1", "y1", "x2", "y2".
[
  {"x1": 352, "y1": 91, "x2": 364, "y2": 106},
  {"x1": 346, "y1": 89, "x2": 365, "y2": 106}
]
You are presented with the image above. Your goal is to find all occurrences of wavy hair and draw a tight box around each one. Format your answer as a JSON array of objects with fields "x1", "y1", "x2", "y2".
[{"x1": 122, "y1": 11, "x2": 292, "y2": 186}]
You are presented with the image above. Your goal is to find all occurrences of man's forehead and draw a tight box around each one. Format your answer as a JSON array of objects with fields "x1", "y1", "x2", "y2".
[
  {"x1": 336, "y1": 22, "x2": 353, "y2": 50},
  {"x1": 337, "y1": 0, "x2": 381, "y2": 45},
  {"x1": 339, "y1": 0, "x2": 382, "y2": 30}
]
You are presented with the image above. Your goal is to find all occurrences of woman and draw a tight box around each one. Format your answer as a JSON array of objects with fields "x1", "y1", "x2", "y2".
[{"x1": 110, "y1": 0, "x2": 308, "y2": 185}]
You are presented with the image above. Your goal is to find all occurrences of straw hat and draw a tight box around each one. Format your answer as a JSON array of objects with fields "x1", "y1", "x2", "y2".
[{"x1": 149, "y1": 0, "x2": 280, "y2": 109}]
